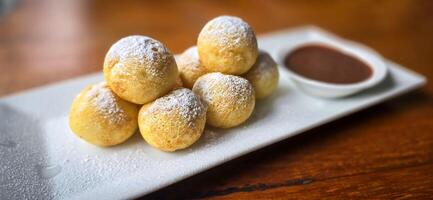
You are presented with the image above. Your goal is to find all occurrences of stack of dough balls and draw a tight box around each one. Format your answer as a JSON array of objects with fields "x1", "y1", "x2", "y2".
[
  {"x1": 69, "y1": 15, "x2": 279, "y2": 152},
  {"x1": 70, "y1": 35, "x2": 202, "y2": 150}
]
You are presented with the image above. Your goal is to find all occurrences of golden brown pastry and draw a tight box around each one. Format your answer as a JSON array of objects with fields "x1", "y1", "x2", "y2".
[
  {"x1": 103, "y1": 35, "x2": 178, "y2": 104},
  {"x1": 138, "y1": 88, "x2": 207, "y2": 152},
  {"x1": 197, "y1": 16, "x2": 258, "y2": 75},
  {"x1": 69, "y1": 82, "x2": 138, "y2": 147},
  {"x1": 243, "y1": 51, "x2": 279, "y2": 99},
  {"x1": 193, "y1": 72, "x2": 255, "y2": 128},
  {"x1": 176, "y1": 46, "x2": 208, "y2": 88}
]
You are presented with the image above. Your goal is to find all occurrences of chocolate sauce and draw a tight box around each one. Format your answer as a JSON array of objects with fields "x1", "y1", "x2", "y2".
[{"x1": 284, "y1": 44, "x2": 372, "y2": 84}]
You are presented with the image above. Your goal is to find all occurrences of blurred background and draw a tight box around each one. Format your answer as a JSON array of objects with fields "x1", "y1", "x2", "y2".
[{"x1": 0, "y1": 0, "x2": 432, "y2": 96}]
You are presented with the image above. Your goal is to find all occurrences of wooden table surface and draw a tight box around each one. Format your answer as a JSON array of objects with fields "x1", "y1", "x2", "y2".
[{"x1": 1, "y1": 0, "x2": 433, "y2": 199}]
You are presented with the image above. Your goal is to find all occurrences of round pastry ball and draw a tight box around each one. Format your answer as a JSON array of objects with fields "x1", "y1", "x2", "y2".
[
  {"x1": 176, "y1": 46, "x2": 208, "y2": 88},
  {"x1": 69, "y1": 82, "x2": 138, "y2": 147},
  {"x1": 103, "y1": 35, "x2": 178, "y2": 104},
  {"x1": 243, "y1": 51, "x2": 279, "y2": 99},
  {"x1": 197, "y1": 16, "x2": 258, "y2": 75},
  {"x1": 138, "y1": 88, "x2": 207, "y2": 152},
  {"x1": 193, "y1": 72, "x2": 255, "y2": 128}
]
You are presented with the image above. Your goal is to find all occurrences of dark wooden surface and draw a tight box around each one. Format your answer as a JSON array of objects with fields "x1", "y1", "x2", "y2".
[{"x1": 1, "y1": 0, "x2": 433, "y2": 199}]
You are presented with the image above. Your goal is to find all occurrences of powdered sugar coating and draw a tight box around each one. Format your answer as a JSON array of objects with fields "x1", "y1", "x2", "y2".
[
  {"x1": 252, "y1": 51, "x2": 278, "y2": 76},
  {"x1": 243, "y1": 51, "x2": 279, "y2": 99},
  {"x1": 106, "y1": 35, "x2": 172, "y2": 77},
  {"x1": 178, "y1": 46, "x2": 201, "y2": 72},
  {"x1": 145, "y1": 88, "x2": 206, "y2": 127},
  {"x1": 84, "y1": 82, "x2": 126, "y2": 124},
  {"x1": 177, "y1": 46, "x2": 209, "y2": 88},
  {"x1": 197, "y1": 16, "x2": 258, "y2": 75},
  {"x1": 193, "y1": 72, "x2": 254, "y2": 105},
  {"x1": 199, "y1": 16, "x2": 256, "y2": 48}
]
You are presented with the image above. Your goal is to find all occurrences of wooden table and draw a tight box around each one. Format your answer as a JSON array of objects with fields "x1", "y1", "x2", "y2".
[{"x1": 1, "y1": 0, "x2": 432, "y2": 199}]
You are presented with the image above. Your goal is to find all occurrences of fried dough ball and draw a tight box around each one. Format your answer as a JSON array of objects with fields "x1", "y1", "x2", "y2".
[
  {"x1": 176, "y1": 46, "x2": 208, "y2": 88},
  {"x1": 69, "y1": 82, "x2": 138, "y2": 147},
  {"x1": 243, "y1": 51, "x2": 279, "y2": 99},
  {"x1": 197, "y1": 16, "x2": 258, "y2": 75},
  {"x1": 103, "y1": 35, "x2": 178, "y2": 104},
  {"x1": 193, "y1": 72, "x2": 255, "y2": 128},
  {"x1": 138, "y1": 88, "x2": 207, "y2": 152}
]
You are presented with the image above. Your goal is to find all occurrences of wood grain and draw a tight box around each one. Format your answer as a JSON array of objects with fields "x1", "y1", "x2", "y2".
[{"x1": 1, "y1": 0, "x2": 432, "y2": 199}]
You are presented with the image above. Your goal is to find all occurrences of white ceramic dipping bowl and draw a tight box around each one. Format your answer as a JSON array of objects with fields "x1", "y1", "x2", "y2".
[{"x1": 277, "y1": 32, "x2": 388, "y2": 98}]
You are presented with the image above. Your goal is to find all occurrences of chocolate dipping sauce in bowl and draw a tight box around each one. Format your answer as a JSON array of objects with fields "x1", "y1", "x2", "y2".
[{"x1": 278, "y1": 33, "x2": 388, "y2": 98}]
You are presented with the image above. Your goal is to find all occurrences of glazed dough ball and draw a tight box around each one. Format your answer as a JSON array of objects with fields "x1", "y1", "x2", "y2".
[
  {"x1": 243, "y1": 51, "x2": 279, "y2": 99},
  {"x1": 197, "y1": 16, "x2": 258, "y2": 75},
  {"x1": 138, "y1": 88, "x2": 207, "y2": 152},
  {"x1": 69, "y1": 82, "x2": 138, "y2": 147},
  {"x1": 103, "y1": 35, "x2": 178, "y2": 104},
  {"x1": 176, "y1": 46, "x2": 208, "y2": 88},
  {"x1": 193, "y1": 72, "x2": 255, "y2": 128}
]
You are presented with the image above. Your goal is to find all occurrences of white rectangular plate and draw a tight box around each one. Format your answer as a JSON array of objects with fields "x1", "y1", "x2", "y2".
[{"x1": 0, "y1": 27, "x2": 426, "y2": 199}]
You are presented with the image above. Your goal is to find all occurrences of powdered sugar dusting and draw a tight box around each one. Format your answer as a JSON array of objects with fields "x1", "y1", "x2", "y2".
[
  {"x1": 85, "y1": 82, "x2": 126, "y2": 124},
  {"x1": 203, "y1": 129, "x2": 219, "y2": 148},
  {"x1": 248, "y1": 51, "x2": 278, "y2": 78},
  {"x1": 106, "y1": 35, "x2": 172, "y2": 77},
  {"x1": 193, "y1": 72, "x2": 254, "y2": 104},
  {"x1": 147, "y1": 88, "x2": 206, "y2": 127},
  {"x1": 178, "y1": 46, "x2": 200, "y2": 71},
  {"x1": 199, "y1": 16, "x2": 256, "y2": 48}
]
